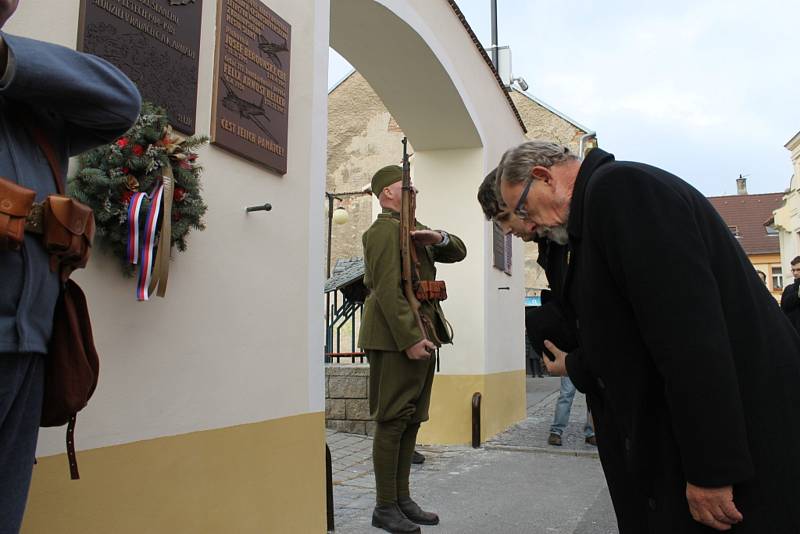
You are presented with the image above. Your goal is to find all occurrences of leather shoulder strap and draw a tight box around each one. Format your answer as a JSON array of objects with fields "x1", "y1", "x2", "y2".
[
  {"x1": 11, "y1": 106, "x2": 65, "y2": 195},
  {"x1": 28, "y1": 124, "x2": 64, "y2": 195}
]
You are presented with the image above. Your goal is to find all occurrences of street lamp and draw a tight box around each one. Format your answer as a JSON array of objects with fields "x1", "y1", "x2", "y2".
[
  {"x1": 325, "y1": 190, "x2": 369, "y2": 278},
  {"x1": 332, "y1": 206, "x2": 349, "y2": 226}
]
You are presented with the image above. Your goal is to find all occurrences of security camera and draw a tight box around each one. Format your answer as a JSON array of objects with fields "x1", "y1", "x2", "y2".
[{"x1": 511, "y1": 77, "x2": 529, "y2": 92}]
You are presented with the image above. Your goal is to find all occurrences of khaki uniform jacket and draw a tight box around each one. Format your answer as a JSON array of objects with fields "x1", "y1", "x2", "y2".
[{"x1": 358, "y1": 210, "x2": 466, "y2": 352}]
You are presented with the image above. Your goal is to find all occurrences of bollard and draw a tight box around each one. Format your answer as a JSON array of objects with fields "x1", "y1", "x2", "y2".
[
  {"x1": 472, "y1": 392, "x2": 482, "y2": 448},
  {"x1": 326, "y1": 443, "x2": 335, "y2": 531}
]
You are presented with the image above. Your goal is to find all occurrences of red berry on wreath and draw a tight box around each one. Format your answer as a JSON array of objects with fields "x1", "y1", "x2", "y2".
[
  {"x1": 116, "y1": 137, "x2": 129, "y2": 149},
  {"x1": 132, "y1": 145, "x2": 145, "y2": 156},
  {"x1": 173, "y1": 187, "x2": 187, "y2": 202}
]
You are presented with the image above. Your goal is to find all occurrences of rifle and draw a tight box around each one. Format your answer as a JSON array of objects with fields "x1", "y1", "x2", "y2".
[{"x1": 399, "y1": 138, "x2": 432, "y2": 352}]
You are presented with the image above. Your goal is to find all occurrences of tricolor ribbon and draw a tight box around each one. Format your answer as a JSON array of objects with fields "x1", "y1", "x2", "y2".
[
  {"x1": 126, "y1": 192, "x2": 147, "y2": 264},
  {"x1": 135, "y1": 184, "x2": 164, "y2": 301},
  {"x1": 125, "y1": 167, "x2": 175, "y2": 301}
]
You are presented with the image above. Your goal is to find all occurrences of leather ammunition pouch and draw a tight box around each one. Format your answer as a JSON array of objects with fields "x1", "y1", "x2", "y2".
[
  {"x1": 415, "y1": 280, "x2": 447, "y2": 302},
  {"x1": 0, "y1": 176, "x2": 36, "y2": 252},
  {"x1": 43, "y1": 195, "x2": 95, "y2": 278}
]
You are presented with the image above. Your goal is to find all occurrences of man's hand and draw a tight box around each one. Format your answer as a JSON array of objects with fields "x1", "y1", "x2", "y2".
[
  {"x1": 542, "y1": 340, "x2": 568, "y2": 376},
  {"x1": 0, "y1": 0, "x2": 19, "y2": 30},
  {"x1": 411, "y1": 230, "x2": 443, "y2": 246},
  {"x1": 686, "y1": 483, "x2": 743, "y2": 531},
  {"x1": 406, "y1": 339, "x2": 436, "y2": 360}
]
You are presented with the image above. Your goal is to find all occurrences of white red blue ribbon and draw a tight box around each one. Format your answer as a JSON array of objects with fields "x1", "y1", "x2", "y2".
[
  {"x1": 126, "y1": 192, "x2": 147, "y2": 264},
  {"x1": 134, "y1": 185, "x2": 164, "y2": 301}
]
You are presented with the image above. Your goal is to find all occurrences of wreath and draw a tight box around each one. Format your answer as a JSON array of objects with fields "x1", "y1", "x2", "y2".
[{"x1": 69, "y1": 101, "x2": 208, "y2": 278}]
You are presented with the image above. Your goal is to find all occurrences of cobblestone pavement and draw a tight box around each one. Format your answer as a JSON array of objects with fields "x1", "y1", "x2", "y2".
[
  {"x1": 327, "y1": 377, "x2": 617, "y2": 533},
  {"x1": 487, "y1": 377, "x2": 599, "y2": 457}
]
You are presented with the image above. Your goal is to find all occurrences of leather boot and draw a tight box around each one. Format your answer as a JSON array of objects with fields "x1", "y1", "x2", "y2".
[
  {"x1": 371, "y1": 503, "x2": 421, "y2": 533},
  {"x1": 398, "y1": 496, "x2": 440, "y2": 525}
]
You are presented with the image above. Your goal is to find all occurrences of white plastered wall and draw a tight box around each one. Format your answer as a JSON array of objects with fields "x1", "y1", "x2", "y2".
[{"x1": 6, "y1": 0, "x2": 328, "y2": 456}]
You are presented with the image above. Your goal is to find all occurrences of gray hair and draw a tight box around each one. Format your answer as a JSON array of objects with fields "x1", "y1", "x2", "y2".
[{"x1": 497, "y1": 141, "x2": 579, "y2": 185}]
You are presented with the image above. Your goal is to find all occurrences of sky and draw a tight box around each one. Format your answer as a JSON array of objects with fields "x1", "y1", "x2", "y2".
[{"x1": 328, "y1": 0, "x2": 800, "y2": 196}]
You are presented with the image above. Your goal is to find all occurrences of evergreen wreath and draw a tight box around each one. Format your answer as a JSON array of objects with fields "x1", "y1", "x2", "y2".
[{"x1": 69, "y1": 101, "x2": 208, "y2": 275}]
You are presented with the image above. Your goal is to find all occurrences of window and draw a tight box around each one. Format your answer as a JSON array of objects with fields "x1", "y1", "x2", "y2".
[
  {"x1": 765, "y1": 225, "x2": 779, "y2": 236},
  {"x1": 492, "y1": 221, "x2": 512, "y2": 275},
  {"x1": 772, "y1": 266, "x2": 784, "y2": 290},
  {"x1": 728, "y1": 226, "x2": 740, "y2": 237}
]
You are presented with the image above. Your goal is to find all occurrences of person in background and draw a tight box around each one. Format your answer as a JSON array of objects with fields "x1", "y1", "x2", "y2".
[
  {"x1": 360, "y1": 165, "x2": 466, "y2": 533},
  {"x1": 780, "y1": 256, "x2": 800, "y2": 334}
]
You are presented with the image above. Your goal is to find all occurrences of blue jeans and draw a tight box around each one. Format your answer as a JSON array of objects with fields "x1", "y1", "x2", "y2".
[
  {"x1": 550, "y1": 376, "x2": 594, "y2": 438},
  {"x1": 0, "y1": 353, "x2": 44, "y2": 534}
]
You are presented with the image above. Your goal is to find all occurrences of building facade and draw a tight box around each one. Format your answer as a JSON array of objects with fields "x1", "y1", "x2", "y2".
[
  {"x1": 708, "y1": 179, "x2": 785, "y2": 298},
  {"x1": 774, "y1": 131, "x2": 800, "y2": 274},
  {"x1": 9, "y1": 1, "x2": 529, "y2": 531}
]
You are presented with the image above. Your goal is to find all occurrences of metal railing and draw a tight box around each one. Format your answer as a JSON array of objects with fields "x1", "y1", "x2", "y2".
[{"x1": 325, "y1": 289, "x2": 365, "y2": 363}]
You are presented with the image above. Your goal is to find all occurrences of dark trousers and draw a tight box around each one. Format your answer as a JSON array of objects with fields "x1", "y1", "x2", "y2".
[
  {"x1": 367, "y1": 350, "x2": 436, "y2": 505},
  {"x1": 0, "y1": 353, "x2": 44, "y2": 534}
]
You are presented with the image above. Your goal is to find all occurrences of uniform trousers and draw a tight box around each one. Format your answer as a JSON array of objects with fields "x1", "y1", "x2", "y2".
[
  {"x1": 367, "y1": 350, "x2": 436, "y2": 505},
  {"x1": 0, "y1": 353, "x2": 44, "y2": 534}
]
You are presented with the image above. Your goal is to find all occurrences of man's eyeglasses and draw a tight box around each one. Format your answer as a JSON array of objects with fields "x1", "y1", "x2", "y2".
[{"x1": 513, "y1": 178, "x2": 534, "y2": 220}]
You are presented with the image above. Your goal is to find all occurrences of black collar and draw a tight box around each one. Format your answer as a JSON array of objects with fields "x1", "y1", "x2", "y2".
[{"x1": 567, "y1": 148, "x2": 615, "y2": 239}]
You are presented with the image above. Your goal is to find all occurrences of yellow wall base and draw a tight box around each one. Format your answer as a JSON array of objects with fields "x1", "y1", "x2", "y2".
[
  {"x1": 23, "y1": 412, "x2": 326, "y2": 534},
  {"x1": 418, "y1": 370, "x2": 526, "y2": 445}
]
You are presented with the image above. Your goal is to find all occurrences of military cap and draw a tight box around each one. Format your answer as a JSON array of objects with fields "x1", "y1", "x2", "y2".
[{"x1": 371, "y1": 165, "x2": 403, "y2": 198}]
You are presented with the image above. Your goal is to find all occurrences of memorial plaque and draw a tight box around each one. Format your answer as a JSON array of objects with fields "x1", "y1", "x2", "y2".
[
  {"x1": 211, "y1": 0, "x2": 291, "y2": 175},
  {"x1": 78, "y1": 0, "x2": 203, "y2": 135}
]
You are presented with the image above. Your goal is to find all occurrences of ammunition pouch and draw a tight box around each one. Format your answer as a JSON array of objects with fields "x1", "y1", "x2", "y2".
[
  {"x1": 0, "y1": 176, "x2": 37, "y2": 252},
  {"x1": 415, "y1": 280, "x2": 447, "y2": 302},
  {"x1": 43, "y1": 195, "x2": 95, "y2": 279}
]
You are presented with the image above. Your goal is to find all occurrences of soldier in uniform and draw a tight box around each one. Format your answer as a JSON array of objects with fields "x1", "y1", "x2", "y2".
[{"x1": 359, "y1": 165, "x2": 466, "y2": 533}]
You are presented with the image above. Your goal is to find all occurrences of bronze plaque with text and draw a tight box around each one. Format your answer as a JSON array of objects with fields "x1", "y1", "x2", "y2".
[
  {"x1": 78, "y1": 0, "x2": 203, "y2": 135},
  {"x1": 211, "y1": 0, "x2": 291, "y2": 175}
]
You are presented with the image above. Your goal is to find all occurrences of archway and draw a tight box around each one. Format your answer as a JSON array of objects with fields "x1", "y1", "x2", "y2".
[{"x1": 328, "y1": 0, "x2": 527, "y2": 445}]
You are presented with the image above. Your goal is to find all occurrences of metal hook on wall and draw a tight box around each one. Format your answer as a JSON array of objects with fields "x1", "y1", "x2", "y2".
[{"x1": 245, "y1": 203, "x2": 272, "y2": 213}]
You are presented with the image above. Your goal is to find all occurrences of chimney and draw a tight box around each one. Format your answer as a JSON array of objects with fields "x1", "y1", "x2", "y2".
[{"x1": 736, "y1": 174, "x2": 748, "y2": 195}]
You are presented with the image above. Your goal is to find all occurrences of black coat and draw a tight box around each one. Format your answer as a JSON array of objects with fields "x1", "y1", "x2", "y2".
[
  {"x1": 563, "y1": 149, "x2": 800, "y2": 533},
  {"x1": 525, "y1": 241, "x2": 576, "y2": 356},
  {"x1": 780, "y1": 280, "x2": 800, "y2": 335}
]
